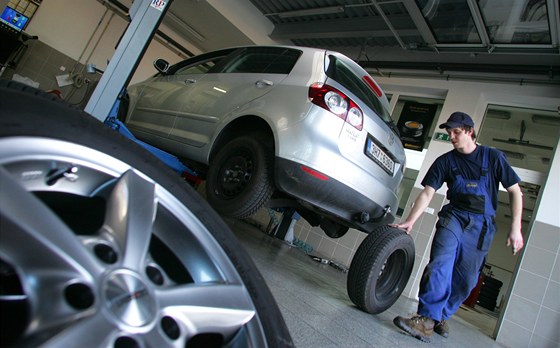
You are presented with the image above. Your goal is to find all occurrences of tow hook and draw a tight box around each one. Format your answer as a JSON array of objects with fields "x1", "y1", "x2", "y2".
[{"x1": 354, "y1": 205, "x2": 391, "y2": 224}]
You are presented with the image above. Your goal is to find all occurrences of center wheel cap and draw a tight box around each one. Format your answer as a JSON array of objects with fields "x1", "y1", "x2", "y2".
[{"x1": 103, "y1": 269, "x2": 157, "y2": 327}]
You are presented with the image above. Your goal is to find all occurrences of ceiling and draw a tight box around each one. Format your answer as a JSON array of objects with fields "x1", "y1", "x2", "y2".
[{"x1": 161, "y1": 0, "x2": 560, "y2": 82}]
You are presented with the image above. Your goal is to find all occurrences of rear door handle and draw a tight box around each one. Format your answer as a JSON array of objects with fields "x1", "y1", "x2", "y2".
[{"x1": 255, "y1": 79, "x2": 273, "y2": 88}]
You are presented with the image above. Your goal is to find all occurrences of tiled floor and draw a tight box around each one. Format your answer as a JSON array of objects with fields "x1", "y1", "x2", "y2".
[{"x1": 226, "y1": 218, "x2": 508, "y2": 348}]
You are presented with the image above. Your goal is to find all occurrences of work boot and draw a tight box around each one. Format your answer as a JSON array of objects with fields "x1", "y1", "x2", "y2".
[
  {"x1": 393, "y1": 315, "x2": 434, "y2": 342},
  {"x1": 434, "y1": 320, "x2": 449, "y2": 338}
]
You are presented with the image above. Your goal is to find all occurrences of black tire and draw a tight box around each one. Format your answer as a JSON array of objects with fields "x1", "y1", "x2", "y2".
[
  {"x1": 347, "y1": 226, "x2": 415, "y2": 314},
  {"x1": 477, "y1": 295, "x2": 497, "y2": 304},
  {"x1": 481, "y1": 282, "x2": 501, "y2": 290},
  {"x1": 0, "y1": 80, "x2": 293, "y2": 347},
  {"x1": 206, "y1": 136, "x2": 274, "y2": 218},
  {"x1": 477, "y1": 294, "x2": 498, "y2": 305},
  {"x1": 476, "y1": 299, "x2": 496, "y2": 311},
  {"x1": 480, "y1": 290, "x2": 500, "y2": 300},
  {"x1": 482, "y1": 279, "x2": 502, "y2": 290},
  {"x1": 483, "y1": 277, "x2": 503, "y2": 287},
  {"x1": 479, "y1": 287, "x2": 500, "y2": 297}
]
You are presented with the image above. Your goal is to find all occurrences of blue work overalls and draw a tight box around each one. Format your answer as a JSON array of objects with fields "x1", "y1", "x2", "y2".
[{"x1": 418, "y1": 146, "x2": 496, "y2": 321}]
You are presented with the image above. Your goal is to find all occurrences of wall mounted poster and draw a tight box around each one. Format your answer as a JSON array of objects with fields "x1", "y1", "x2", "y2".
[{"x1": 397, "y1": 101, "x2": 437, "y2": 151}]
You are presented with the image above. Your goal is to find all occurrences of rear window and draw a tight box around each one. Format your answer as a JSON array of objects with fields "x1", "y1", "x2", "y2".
[
  {"x1": 326, "y1": 55, "x2": 391, "y2": 123},
  {"x1": 220, "y1": 47, "x2": 302, "y2": 74}
]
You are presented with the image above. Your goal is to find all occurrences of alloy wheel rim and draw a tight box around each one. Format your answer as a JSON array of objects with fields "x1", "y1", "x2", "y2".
[{"x1": 0, "y1": 136, "x2": 265, "y2": 347}]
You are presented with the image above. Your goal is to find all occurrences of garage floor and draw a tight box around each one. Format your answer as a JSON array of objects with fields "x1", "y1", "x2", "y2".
[{"x1": 226, "y1": 218, "x2": 506, "y2": 348}]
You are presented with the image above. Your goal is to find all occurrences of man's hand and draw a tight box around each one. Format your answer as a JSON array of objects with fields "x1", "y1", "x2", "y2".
[
  {"x1": 505, "y1": 183, "x2": 524, "y2": 255},
  {"x1": 506, "y1": 229, "x2": 524, "y2": 255},
  {"x1": 388, "y1": 186, "x2": 436, "y2": 235},
  {"x1": 388, "y1": 221, "x2": 414, "y2": 234}
]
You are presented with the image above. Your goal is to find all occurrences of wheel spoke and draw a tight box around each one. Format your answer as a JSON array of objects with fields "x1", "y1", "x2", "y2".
[
  {"x1": 157, "y1": 283, "x2": 256, "y2": 336},
  {"x1": 0, "y1": 167, "x2": 103, "y2": 279},
  {"x1": 34, "y1": 310, "x2": 115, "y2": 347},
  {"x1": 103, "y1": 170, "x2": 156, "y2": 270},
  {"x1": 142, "y1": 325, "x2": 181, "y2": 347}
]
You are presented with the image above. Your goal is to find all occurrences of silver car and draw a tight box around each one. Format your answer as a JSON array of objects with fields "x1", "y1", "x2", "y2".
[{"x1": 123, "y1": 45, "x2": 406, "y2": 237}]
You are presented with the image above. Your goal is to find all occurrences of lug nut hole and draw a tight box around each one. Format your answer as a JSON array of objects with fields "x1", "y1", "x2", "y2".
[
  {"x1": 114, "y1": 336, "x2": 139, "y2": 348},
  {"x1": 64, "y1": 283, "x2": 94, "y2": 310},
  {"x1": 161, "y1": 316, "x2": 180, "y2": 340},
  {"x1": 94, "y1": 243, "x2": 118, "y2": 264},
  {"x1": 146, "y1": 265, "x2": 164, "y2": 286}
]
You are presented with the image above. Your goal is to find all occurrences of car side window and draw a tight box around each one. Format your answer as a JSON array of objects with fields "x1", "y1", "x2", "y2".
[
  {"x1": 174, "y1": 57, "x2": 224, "y2": 75},
  {"x1": 220, "y1": 47, "x2": 301, "y2": 74},
  {"x1": 166, "y1": 48, "x2": 237, "y2": 76}
]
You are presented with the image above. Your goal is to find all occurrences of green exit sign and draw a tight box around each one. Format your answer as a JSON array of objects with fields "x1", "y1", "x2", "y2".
[{"x1": 434, "y1": 132, "x2": 450, "y2": 142}]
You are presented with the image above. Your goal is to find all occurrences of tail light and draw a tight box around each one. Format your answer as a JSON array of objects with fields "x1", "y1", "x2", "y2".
[
  {"x1": 308, "y1": 83, "x2": 363, "y2": 131},
  {"x1": 362, "y1": 75, "x2": 383, "y2": 98}
]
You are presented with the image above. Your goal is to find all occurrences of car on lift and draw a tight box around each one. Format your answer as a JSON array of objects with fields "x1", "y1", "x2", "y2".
[
  {"x1": 121, "y1": 46, "x2": 415, "y2": 315},
  {"x1": 122, "y1": 45, "x2": 406, "y2": 238}
]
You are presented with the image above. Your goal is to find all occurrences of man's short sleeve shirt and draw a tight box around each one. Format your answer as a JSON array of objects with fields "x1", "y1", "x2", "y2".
[{"x1": 421, "y1": 145, "x2": 520, "y2": 211}]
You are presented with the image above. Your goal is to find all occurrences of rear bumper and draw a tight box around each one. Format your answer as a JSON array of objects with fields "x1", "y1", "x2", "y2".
[{"x1": 274, "y1": 157, "x2": 396, "y2": 232}]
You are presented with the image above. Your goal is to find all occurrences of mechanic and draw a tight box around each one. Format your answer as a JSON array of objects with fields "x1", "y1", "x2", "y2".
[{"x1": 390, "y1": 111, "x2": 524, "y2": 342}]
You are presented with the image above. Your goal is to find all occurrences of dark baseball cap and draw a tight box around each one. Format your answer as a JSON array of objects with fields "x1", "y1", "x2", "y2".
[{"x1": 438, "y1": 111, "x2": 475, "y2": 129}]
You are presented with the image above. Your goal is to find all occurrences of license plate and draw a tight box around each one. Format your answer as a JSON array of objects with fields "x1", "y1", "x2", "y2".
[{"x1": 366, "y1": 138, "x2": 394, "y2": 175}]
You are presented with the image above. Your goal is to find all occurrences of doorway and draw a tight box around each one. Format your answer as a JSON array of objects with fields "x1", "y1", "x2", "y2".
[{"x1": 455, "y1": 104, "x2": 559, "y2": 338}]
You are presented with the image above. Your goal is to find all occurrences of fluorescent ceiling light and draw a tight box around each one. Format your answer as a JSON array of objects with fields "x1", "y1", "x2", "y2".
[
  {"x1": 486, "y1": 110, "x2": 510, "y2": 119},
  {"x1": 498, "y1": 149, "x2": 525, "y2": 160},
  {"x1": 166, "y1": 12, "x2": 205, "y2": 42},
  {"x1": 493, "y1": 138, "x2": 553, "y2": 150},
  {"x1": 276, "y1": 6, "x2": 344, "y2": 18},
  {"x1": 532, "y1": 114, "x2": 560, "y2": 126}
]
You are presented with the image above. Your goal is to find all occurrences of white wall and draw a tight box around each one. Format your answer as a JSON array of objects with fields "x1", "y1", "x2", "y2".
[
  {"x1": 24, "y1": 0, "x2": 201, "y2": 84},
  {"x1": 25, "y1": 0, "x2": 110, "y2": 62},
  {"x1": 534, "y1": 144, "x2": 560, "y2": 226}
]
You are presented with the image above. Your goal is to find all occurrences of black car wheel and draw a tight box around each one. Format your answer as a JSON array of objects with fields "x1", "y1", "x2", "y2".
[
  {"x1": 0, "y1": 80, "x2": 293, "y2": 347},
  {"x1": 347, "y1": 226, "x2": 415, "y2": 314},
  {"x1": 206, "y1": 136, "x2": 274, "y2": 218}
]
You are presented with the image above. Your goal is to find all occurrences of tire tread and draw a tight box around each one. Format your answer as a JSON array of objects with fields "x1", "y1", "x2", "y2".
[{"x1": 347, "y1": 226, "x2": 415, "y2": 314}]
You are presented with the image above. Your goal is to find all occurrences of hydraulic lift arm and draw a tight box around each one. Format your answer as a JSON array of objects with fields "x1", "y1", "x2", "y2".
[{"x1": 85, "y1": 0, "x2": 172, "y2": 122}]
